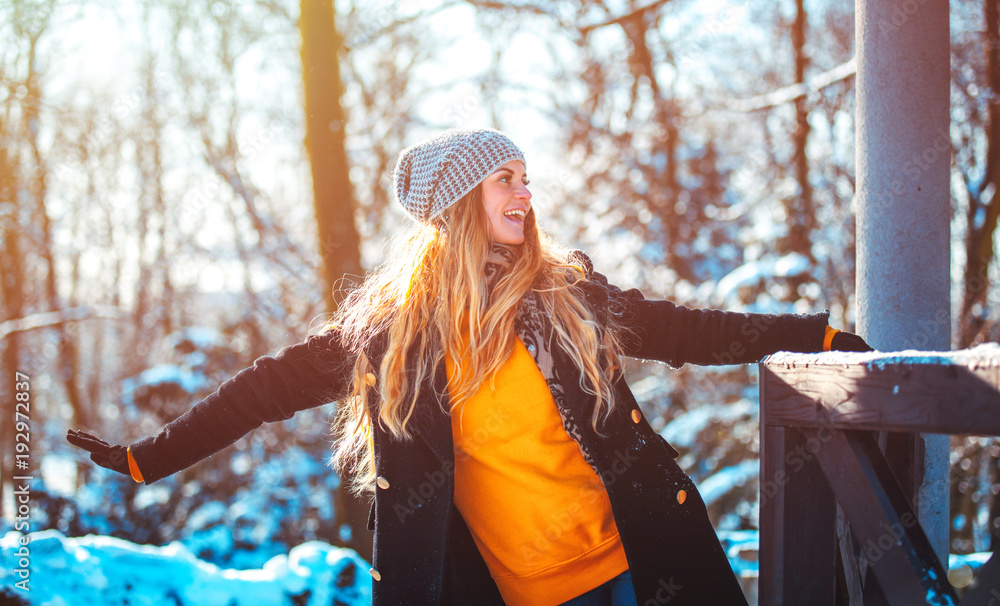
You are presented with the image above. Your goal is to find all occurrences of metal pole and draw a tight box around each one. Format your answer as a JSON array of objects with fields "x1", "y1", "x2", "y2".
[{"x1": 856, "y1": 0, "x2": 951, "y2": 566}]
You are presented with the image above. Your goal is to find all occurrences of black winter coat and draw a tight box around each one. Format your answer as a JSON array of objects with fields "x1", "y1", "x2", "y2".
[{"x1": 130, "y1": 258, "x2": 828, "y2": 606}]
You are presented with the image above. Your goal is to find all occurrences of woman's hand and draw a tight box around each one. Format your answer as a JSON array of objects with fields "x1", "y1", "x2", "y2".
[
  {"x1": 66, "y1": 429, "x2": 131, "y2": 476},
  {"x1": 830, "y1": 331, "x2": 873, "y2": 352}
]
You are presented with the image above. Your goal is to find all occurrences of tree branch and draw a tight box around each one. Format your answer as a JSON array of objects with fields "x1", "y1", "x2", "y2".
[
  {"x1": 718, "y1": 58, "x2": 856, "y2": 113},
  {"x1": 579, "y1": 0, "x2": 673, "y2": 33},
  {"x1": 0, "y1": 306, "x2": 126, "y2": 341},
  {"x1": 462, "y1": 0, "x2": 573, "y2": 28}
]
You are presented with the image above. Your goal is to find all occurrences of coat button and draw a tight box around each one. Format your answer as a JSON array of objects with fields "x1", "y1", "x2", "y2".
[
  {"x1": 527, "y1": 343, "x2": 536, "y2": 353},
  {"x1": 370, "y1": 567, "x2": 382, "y2": 581},
  {"x1": 677, "y1": 489, "x2": 687, "y2": 505},
  {"x1": 631, "y1": 409, "x2": 642, "y2": 423},
  {"x1": 376, "y1": 476, "x2": 390, "y2": 489},
  {"x1": 365, "y1": 372, "x2": 377, "y2": 387}
]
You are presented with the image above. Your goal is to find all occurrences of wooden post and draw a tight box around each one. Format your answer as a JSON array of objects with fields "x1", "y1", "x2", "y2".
[{"x1": 759, "y1": 370, "x2": 838, "y2": 604}]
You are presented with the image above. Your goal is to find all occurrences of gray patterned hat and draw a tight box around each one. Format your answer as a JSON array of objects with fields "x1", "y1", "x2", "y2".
[{"x1": 393, "y1": 128, "x2": 526, "y2": 224}]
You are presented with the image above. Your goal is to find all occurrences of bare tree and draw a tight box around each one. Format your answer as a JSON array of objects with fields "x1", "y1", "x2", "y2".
[
  {"x1": 0, "y1": 97, "x2": 27, "y2": 513},
  {"x1": 1, "y1": 0, "x2": 94, "y2": 485},
  {"x1": 340, "y1": 3, "x2": 446, "y2": 242},
  {"x1": 958, "y1": 0, "x2": 1000, "y2": 347},
  {"x1": 301, "y1": 0, "x2": 362, "y2": 311},
  {"x1": 300, "y1": 0, "x2": 371, "y2": 559},
  {"x1": 786, "y1": 0, "x2": 816, "y2": 262},
  {"x1": 949, "y1": 0, "x2": 1000, "y2": 557}
]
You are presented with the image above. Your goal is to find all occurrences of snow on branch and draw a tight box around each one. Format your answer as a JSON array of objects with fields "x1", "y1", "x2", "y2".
[
  {"x1": 464, "y1": 0, "x2": 675, "y2": 32},
  {"x1": 462, "y1": 1, "x2": 568, "y2": 25},
  {"x1": 579, "y1": 0, "x2": 674, "y2": 32},
  {"x1": 720, "y1": 57, "x2": 856, "y2": 113},
  {"x1": 0, "y1": 306, "x2": 126, "y2": 340}
]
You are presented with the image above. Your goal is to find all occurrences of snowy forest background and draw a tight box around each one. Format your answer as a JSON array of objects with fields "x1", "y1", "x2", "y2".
[{"x1": 1, "y1": 0, "x2": 999, "y2": 603}]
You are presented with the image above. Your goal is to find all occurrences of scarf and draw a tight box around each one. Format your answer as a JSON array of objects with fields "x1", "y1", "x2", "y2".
[{"x1": 483, "y1": 244, "x2": 599, "y2": 471}]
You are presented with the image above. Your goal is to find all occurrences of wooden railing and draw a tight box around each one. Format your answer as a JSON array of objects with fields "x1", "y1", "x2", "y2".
[{"x1": 758, "y1": 344, "x2": 1000, "y2": 605}]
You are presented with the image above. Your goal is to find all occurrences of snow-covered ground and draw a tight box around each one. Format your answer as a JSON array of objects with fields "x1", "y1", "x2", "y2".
[
  {"x1": 2, "y1": 529, "x2": 992, "y2": 605},
  {"x1": 0, "y1": 530, "x2": 371, "y2": 606}
]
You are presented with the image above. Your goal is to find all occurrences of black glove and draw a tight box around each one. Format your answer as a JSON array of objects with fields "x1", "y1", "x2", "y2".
[
  {"x1": 66, "y1": 429, "x2": 131, "y2": 476},
  {"x1": 830, "y1": 331, "x2": 873, "y2": 352}
]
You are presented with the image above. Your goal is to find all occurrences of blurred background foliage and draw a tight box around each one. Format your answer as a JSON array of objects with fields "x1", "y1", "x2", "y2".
[{"x1": 1, "y1": 0, "x2": 998, "y2": 578}]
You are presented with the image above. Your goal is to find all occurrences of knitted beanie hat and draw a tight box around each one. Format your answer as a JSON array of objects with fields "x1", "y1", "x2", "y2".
[{"x1": 393, "y1": 128, "x2": 526, "y2": 223}]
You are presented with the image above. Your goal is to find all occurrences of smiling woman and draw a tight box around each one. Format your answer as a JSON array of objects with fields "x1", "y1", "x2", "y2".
[{"x1": 67, "y1": 128, "x2": 872, "y2": 606}]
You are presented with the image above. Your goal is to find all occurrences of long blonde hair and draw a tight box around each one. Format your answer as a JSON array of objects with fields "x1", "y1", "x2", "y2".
[{"x1": 329, "y1": 186, "x2": 627, "y2": 494}]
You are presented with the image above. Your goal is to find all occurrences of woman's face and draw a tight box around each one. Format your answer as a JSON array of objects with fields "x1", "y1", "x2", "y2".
[{"x1": 480, "y1": 160, "x2": 532, "y2": 245}]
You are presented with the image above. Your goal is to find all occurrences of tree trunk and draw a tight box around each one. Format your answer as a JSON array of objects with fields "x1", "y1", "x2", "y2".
[
  {"x1": 22, "y1": 30, "x2": 89, "y2": 430},
  {"x1": 788, "y1": 0, "x2": 815, "y2": 261},
  {"x1": 971, "y1": 0, "x2": 1000, "y2": 552},
  {"x1": 138, "y1": 21, "x2": 174, "y2": 340},
  {"x1": 0, "y1": 112, "x2": 26, "y2": 516},
  {"x1": 620, "y1": 13, "x2": 690, "y2": 280},
  {"x1": 960, "y1": 0, "x2": 1000, "y2": 347},
  {"x1": 301, "y1": 0, "x2": 363, "y2": 311},
  {"x1": 300, "y1": 0, "x2": 371, "y2": 560}
]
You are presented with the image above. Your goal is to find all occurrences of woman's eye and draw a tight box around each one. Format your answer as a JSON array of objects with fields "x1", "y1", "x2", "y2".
[{"x1": 496, "y1": 173, "x2": 526, "y2": 185}]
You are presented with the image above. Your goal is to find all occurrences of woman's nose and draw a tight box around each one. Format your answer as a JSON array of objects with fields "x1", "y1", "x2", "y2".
[{"x1": 516, "y1": 182, "x2": 532, "y2": 203}]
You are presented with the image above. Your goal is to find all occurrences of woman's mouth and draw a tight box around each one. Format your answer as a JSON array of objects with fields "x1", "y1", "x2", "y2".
[{"x1": 503, "y1": 209, "x2": 526, "y2": 224}]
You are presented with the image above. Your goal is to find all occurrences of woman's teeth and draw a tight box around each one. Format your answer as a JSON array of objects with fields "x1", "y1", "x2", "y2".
[{"x1": 504, "y1": 209, "x2": 525, "y2": 221}]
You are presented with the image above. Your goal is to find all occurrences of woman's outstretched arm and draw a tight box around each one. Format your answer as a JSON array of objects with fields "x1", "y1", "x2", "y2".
[
  {"x1": 620, "y1": 293, "x2": 831, "y2": 365},
  {"x1": 68, "y1": 330, "x2": 354, "y2": 484},
  {"x1": 572, "y1": 253, "x2": 869, "y2": 366}
]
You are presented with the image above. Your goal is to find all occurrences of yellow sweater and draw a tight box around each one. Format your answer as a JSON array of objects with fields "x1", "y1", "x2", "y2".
[{"x1": 446, "y1": 338, "x2": 629, "y2": 606}]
